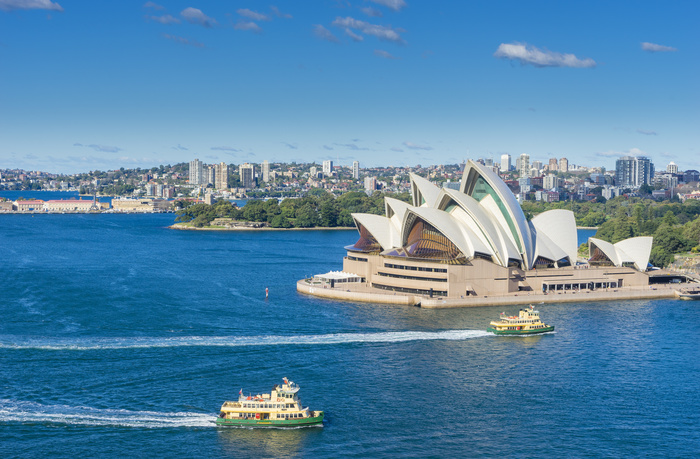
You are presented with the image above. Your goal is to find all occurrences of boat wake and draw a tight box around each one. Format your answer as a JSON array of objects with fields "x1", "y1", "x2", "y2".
[
  {"x1": 0, "y1": 330, "x2": 491, "y2": 351},
  {"x1": 0, "y1": 399, "x2": 214, "y2": 428}
]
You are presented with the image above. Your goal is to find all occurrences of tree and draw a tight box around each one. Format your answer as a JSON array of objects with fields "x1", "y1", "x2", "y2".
[
  {"x1": 319, "y1": 200, "x2": 339, "y2": 227},
  {"x1": 295, "y1": 203, "x2": 319, "y2": 228},
  {"x1": 270, "y1": 214, "x2": 292, "y2": 228}
]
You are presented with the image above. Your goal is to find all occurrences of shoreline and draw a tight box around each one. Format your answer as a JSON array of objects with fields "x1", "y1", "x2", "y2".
[
  {"x1": 297, "y1": 279, "x2": 691, "y2": 308},
  {"x1": 170, "y1": 223, "x2": 355, "y2": 231}
]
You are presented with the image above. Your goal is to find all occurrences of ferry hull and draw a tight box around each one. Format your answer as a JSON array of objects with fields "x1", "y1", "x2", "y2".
[
  {"x1": 216, "y1": 412, "x2": 324, "y2": 427},
  {"x1": 487, "y1": 326, "x2": 554, "y2": 335}
]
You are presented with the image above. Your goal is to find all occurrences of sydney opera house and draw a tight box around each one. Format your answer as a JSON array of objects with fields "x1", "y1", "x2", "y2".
[{"x1": 299, "y1": 160, "x2": 675, "y2": 307}]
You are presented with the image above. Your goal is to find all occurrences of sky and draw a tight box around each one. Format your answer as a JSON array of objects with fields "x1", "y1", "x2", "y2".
[{"x1": 0, "y1": 0, "x2": 698, "y2": 174}]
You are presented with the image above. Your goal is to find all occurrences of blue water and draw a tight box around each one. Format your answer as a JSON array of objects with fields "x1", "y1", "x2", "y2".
[{"x1": 1, "y1": 214, "x2": 698, "y2": 457}]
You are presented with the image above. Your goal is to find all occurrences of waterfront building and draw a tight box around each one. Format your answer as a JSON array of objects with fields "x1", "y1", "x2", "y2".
[
  {"x1": 239, "y1": 163, "x2": 254, "y2": 189},
  {"x1": 517, "y1": 154, "x2": 530, "y2": 178},
  {"x1": 262, "y1": 160, "x2": 270, "y2": 183},
  {"x1": 500, "y1": 154, "x2": 511, "y2": 173},
  {"x1": 323, "y1": 160, "x2": 333, "y2": 176},
  {"x1": 44, "y1": 199, "x2": 95, "y2": 212},
  {"x1": 301, "y1": 160, "x2": 658, "y2": 306},
  {"x1": 112, "y1": 198, "x2": 155, "y2": 212},
  {"x1": 189, "y1": 159, "x2": 204, "y2": 185},
  {"x1": 13, "y1": 200, "x2": 44, "y2": 212},
  {"x1": 616, "y1": 156, "x2": 654, "y2": 188},
  {"x1": 215, "y1": 163, "x2": 229, "y2": 191},
  {"x1": 559, "y1": 158, "x2": 569, "y2": 173},
  {"x1": 353, "y1": 161, "x2": 360, "y2": 180}
]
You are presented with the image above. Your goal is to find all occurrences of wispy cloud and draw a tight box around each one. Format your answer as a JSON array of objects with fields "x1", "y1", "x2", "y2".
[
  {"x1": 494, "y1": 42, "x2": 596, "y2": 68},
  {"x1": 641, "y1": 42, "x2": 677, "y2": 53},
  {"x1": 323, "y1": 145, "x2": 334, "y2": 150},
  {"x1": 211, "y1": 146, "x2": 241, "y2": 152},
  {"x1": 172, "y1": 144, "x2": 189, "y2": 151},
  {"x1": 345, "y1": 28, "x2": 363, "y2": 41},
  {"x1": 270, "y1": 6, "x2": 292, "y2": 19},
  {"x1": 148, "y1": 14, "x2": 180, "y2": 25},
  {"x1": 234, "y1": 21, "x2": 262, "y2": 32},
  {"x1": 143, "y1": 1, "x2": 163, "y2": 10},
  {"x1": 403, "y1": 141, "x2": 432, "y2": 151},
  {"x1": 596, "y1": 147, "x2": 645, "y2": 158},
  {"x1": 370, "y1": 0, "x2": 406, "y2": 11},
  {"x1": 74, "y1": 143, "x2": 123, "y2": 153},
  {"x1": 637, "y1": 129, "x2": 657, "y2": 136},
  {"x1": 361, "y1": 6, "x2": 382, "y2": 17},
  {"x1": 334, "y1": 143, "x2": 369, "y2": 151},
  {"x1": 0, "y1": 0, "x2": 63, "y2": 12},
  {"x1": 237, "y1": 8, "x2": 269, "y2": 21},
  {"x1": 374, "y1": 49, "x2": 398, "y2": 59},
  {"x1": 314, "y1": 24, "x2": 339, "y2": 43},
  {"x1": 390, "y1": 147, "x2": 404, "y2": 152},
  {"x1": 180, "y1": 7, "x2": 216, "y2": 28},
  {"x1": 332, "y1": 17, "x2": 405, "y2": 44},
  {"x1": 162, "y1": 33, "x2": 205, "y2": 48},
  {"x1": 283, "y1": 142, "x2": 298, "y2": 150}
]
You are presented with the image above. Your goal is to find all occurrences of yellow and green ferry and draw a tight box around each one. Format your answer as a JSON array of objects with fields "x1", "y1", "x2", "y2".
[
  {"x1": 216, "y1": 378, "x2": 324, "y2": 427},
  {"x1": 487, "y1": 306, "x2": 554, "y2": 335}
]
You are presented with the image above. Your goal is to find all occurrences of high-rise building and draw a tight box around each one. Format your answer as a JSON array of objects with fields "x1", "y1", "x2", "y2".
[
  {"x1": 500, "y1": 154, "x2": 511, "y2": 173},
  {"x1": 364, "y1": 176, "x2": 377, "y2": 193},
  {"x1": 615, "y1": 156, "x2": 655, "y2": 187},
  {"x1": 239, "y1": 163, "x2": 254, "y2": 189},
  {"x1": 215, "y1": 162, "x2": 229, "y2": 190},
  {"x1": 517, "y1": 154, "x2": 530, "y2": 178},
  {"x1": 189, "y1": 158, "x2": 203, "y2": 185},
  {"x1": 559, "y1": 158, "x2": 569, "y2": 173},
  {"x1": 548, "y1": 158, "x2": 558, "y2": 172},
  {"x1": 531, "y1": 161, "x2": 543, "y2": 174},
  {"x1": 484, "y1": 158, "x2": 493, "y2": 167},
  {"x1": 322, "y1": 160, "x2": 333, "y2": 176},
  {"x1": 667, "y1": 161, "x2": 678, "y2": 174},
  {"x1": 262, "y1": 160, "x2": 270, "y2": 182},
  {"x1": 543, "y1": 174, "x2": 559, "y2": 190},
  {"x1": 205, "y1": 165, "x2": 215, "y2": 185},
  {"x1": 352, "y1": 161, "x2": 360, "y2": 180}
]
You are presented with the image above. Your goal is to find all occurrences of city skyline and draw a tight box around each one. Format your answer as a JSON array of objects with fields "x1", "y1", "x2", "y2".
[{"x1": 1, "y1": 0, "x2": 697, "y2": 174}]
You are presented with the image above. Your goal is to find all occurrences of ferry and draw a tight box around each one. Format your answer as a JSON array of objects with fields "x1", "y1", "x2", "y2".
[
  {"x1": 487, "y1": 306, "x2": 554, "y2": 335},
  {"x1": 216, "y1": 378, "x2": 324, "y2": 427}
]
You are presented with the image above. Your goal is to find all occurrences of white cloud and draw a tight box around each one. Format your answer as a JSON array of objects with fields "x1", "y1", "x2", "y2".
[
  {"x1": 332, "y1": 16, "x2": 405, "y2": 44},
  {"x1": 143, "y1": 1, "x2": 163, "y2": 10},
  {"x1": 74, "y1": 143, "x2": 123, "y2": 153},
  {"x1": 345, "y1": 28, "x2": 363, "y2": 42},
  {"x1": 314, "y1": 24, "x2": 339, "y2": 43},
  {"x1": 180, "y1": 7, "x2": 216, "y2": 28},
  {"x1": 370, "y1": 0, "x2": 406, "y2": 11},
  {"x1": 596, "y1": 147, "x2": 646, "y2": 158},
  {"x1": 149, "y1": 14, "x2": 180, "y2": 25},
  {"x1": 0, "y1": 0, "x2": 63, "y2": 11},
  {"x1": 641, "y1": 42, "x2": 677, "y2": 53},
  {"x1": 494, "y1": 42, "x2": 596, "y2": 68},
  {"x1": 234, "y1": 21, "x2": 261, "y2": 33},
  {"x1": 211, "y1": 146, "x2": 241, "y2": 152},
  {"x1": 162, "y1": 33, "x2": 205, "y2": 48},
  {"x1": 237, "y1": 8, "x2": 269, "y2": 21},
  {"x1": 374, "y1": 49, "x2": 398, "y2": 59},
  {"x1": 270, "y1": 6, "x2": 292, "y2": 19},
  {"x1": 361, "y1": 6, "x2": 382, "y2": 17},
  {"x1": 403, "y1": 141, "x2": 432, "y2": 151}
]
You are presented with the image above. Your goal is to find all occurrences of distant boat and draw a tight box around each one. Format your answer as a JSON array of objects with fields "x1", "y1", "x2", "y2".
[
  {"x1": 216, "y1": 378, "x2": 324, "y2": 427},
  {"x1": 677, "y1": 288, "x2": 700, "y2": 300},
  {"x1": 487, "y1": 306, "x2": 554, "y2": 335}
]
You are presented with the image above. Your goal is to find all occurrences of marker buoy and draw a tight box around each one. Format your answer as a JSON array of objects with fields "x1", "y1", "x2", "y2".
[{"x1": 265, "y1": 287, "x2": 269, "y2": 299}]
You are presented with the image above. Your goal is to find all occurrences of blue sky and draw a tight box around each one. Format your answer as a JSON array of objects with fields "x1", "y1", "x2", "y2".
[{"x1": 1, "y1": 0, "x2": 697, "y2": 174}]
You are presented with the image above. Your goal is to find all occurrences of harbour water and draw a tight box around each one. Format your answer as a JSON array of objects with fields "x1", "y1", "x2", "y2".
[{"x1": 1, "y1": 214, "x2": 699, "y2": 457}]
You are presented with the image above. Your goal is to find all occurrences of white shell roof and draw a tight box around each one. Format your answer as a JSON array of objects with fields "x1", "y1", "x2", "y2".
[
  {"x1": 531, "y1": 209, "x2": 578, "y2": 263},
  {"x1": 400, "y1": 206, "x2": 494, "y2": 261},
  {"x1": 459, "y1": 160, "x2": 535, "y2": 269},
  {"x1": 409, "y1": 172, "x2": 440, "y2": 208},
  {"x1": 351, "y1": 213, "x2": 394, "y2": 251},
  {"x1": 589, "y1": 236, "x2": 652, "y2": 272}
]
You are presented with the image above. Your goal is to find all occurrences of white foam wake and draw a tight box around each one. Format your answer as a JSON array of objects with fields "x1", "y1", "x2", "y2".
[
  {"x1": 0, "y1": 399, "x2": 214, "y2": 428},
  {"x1": 0, "y1": 330, "x2": 491, "y2": 351}
]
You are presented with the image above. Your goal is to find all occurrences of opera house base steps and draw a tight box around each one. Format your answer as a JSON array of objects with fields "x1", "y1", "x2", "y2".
[{"x1": 297, "y1": 278, "x2": 690, "y2": 309}]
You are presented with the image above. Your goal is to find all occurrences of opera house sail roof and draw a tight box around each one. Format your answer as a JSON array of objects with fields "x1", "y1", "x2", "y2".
[{"x1": 347, "y1": 160, "x2": 653, "y2": 273}]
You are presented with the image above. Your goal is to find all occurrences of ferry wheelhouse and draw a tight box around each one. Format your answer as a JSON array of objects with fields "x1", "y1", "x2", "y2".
[
  {"x1": 487, "y1": 306, "x2": 554, "y2": 335},
  {"x1": 216, "y1": 378, "x2": 324, "y2": 427}
]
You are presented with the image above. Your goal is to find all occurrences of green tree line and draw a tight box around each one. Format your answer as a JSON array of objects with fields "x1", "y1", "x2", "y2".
[{"x1": 175, "y1": 190, "x2": 410, "y2": 229}]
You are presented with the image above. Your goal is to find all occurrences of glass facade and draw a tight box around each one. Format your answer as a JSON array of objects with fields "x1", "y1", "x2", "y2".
[{"x1": 404, "y1": 215, "x2": 465, "y2": 264}]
